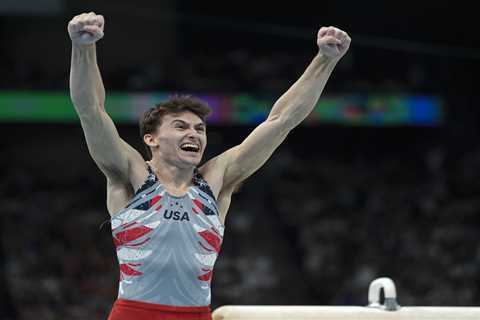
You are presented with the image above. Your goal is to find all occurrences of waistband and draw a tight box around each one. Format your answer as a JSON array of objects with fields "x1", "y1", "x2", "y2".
[{"x1": 114, "y1": 299, "x2": 212, "y2": 313}]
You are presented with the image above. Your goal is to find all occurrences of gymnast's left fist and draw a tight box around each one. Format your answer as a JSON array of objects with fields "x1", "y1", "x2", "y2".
[{"x1": 317, "y1": 26, "x2": 351, "y2": 60}]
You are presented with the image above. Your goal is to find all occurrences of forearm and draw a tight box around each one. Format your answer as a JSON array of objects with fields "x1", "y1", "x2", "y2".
[
  {"x1": 268, "y1": 53, "x2": 338, "y2": 129},
  {"x1": 69, "y1": 44, "x2": 106, "y2": 115}
]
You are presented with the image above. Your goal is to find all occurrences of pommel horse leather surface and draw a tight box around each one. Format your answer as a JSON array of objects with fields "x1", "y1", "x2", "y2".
[{"x1": 212, "y1": 305, "x2": 480, "y2": 320}]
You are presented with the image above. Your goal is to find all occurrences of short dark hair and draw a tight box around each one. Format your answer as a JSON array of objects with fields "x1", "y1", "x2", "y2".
[{"x1": 139, "y1": 94, "x2": 212, "y2": 159}]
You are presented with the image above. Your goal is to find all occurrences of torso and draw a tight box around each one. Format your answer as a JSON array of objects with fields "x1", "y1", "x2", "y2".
[
  {"x1": 110, "y1": 165, "x2": 224, "y2": 307},
  {"x1": 106, "y1": 159, "x2": 232, "y2": 224}
]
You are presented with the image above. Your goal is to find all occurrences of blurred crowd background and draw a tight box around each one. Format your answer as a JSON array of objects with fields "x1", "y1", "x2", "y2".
[{"x1": 1, "y1": 0, "x2": 480, "y2": 319}]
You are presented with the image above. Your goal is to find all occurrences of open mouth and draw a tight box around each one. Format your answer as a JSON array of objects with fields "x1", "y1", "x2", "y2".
[{"x1": 179, "y1": 142, "x2": 200, "y2": 153}]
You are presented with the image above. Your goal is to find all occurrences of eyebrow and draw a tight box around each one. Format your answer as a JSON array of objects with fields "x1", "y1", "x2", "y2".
[{"x1": 171, "y1": 119, "x2": 205, "y2": 127}]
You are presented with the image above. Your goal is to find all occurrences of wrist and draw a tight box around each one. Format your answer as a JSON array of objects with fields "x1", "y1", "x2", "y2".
[
  {"x1": 71, "y1": 42, "x2": 97, "y2": 63},
  {"x1": 315, "y1": 52, "x2": 341, "y2": 65},
  {"x1": 72, "y1": 42, "x2": 96, "y2": 51}
]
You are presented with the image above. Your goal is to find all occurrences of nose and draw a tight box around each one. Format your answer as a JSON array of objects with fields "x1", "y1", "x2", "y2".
[{"x1": 186, "y1": 129, "x2": 199, "y2": 140}]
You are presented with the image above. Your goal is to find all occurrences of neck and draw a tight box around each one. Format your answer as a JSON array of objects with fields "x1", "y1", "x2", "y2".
[{"x1": 148, "y1": 157, "x2": 195, "y2": 191}]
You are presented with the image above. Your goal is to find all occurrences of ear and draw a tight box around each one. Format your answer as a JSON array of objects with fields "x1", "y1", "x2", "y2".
[{"x1": 143, "y1": 133, "x2": 158, "y2": 148}]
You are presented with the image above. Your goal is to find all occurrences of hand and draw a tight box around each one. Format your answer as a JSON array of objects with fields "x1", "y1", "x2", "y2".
[
  {"x1": 317, "y1": 26, "x2": 351, "y2": 60},
  {"x1": 68, "y1": 12, "x2": 105, "y2": 46}
]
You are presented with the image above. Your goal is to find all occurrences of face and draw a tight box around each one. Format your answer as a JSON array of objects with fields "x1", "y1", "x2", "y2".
[{"x1": 145, "y1": 111, "x2": 207, "y2": 168}]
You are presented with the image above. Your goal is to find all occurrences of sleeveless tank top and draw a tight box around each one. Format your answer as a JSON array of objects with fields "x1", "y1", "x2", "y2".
[{"x1": 109, "y1": 164, "x2": 224, "y2": 307}]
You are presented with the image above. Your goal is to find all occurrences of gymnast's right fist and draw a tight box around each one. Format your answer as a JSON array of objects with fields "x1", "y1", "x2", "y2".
[{"x1": 68, "y1": 12, "x2": 104, "y2": 46}]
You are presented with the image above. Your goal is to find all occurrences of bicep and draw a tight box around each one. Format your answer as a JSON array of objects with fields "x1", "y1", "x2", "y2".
[
  {"x1": 222, "y1": 118, "x2": 289, "y2": 187},
  {"x1": 79, "y1": 109, "x2": 143, "y2": 180}
]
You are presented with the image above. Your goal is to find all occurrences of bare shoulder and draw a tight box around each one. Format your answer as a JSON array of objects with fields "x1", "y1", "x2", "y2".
[
  {"x1": 105, "y1": 144, "x2": 150, "y2": 216},
  {"x1": 198, "y1": 153, "x2": 229, "y2": 200},
  {"x1": 199, "y1": 152, "x2": 237, "y2": 224},
  {"x1": 126, "y1": 145, "x2": 151, "y2": 190},
  {"x1": 106, "y1": 177, "x2": 134, "y2": 216}
]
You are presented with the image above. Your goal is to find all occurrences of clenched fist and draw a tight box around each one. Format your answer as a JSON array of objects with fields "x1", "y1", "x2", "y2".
[
  {"x1": 317, "y1": 26, "x2": 351, "y2": 60},
  {"x1": 68, "y1": 12, "x2": 105, "y2": 46}
]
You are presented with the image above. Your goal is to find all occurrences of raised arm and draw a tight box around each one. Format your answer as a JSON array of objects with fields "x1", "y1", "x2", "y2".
[
  {"x1": 68, "y1": 12, "x2": 144, "y2": 182},
  {"x1": 213, "y1": 26, "x2": 351, "y2": 189}
]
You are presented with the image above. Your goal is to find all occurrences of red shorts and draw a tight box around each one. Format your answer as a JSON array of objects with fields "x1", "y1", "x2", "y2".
[{"x1": 108, "y1": 299, "x2": 212, "y2": 320}]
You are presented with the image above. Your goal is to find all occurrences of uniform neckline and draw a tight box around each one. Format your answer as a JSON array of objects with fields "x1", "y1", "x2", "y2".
[
  {"x1": 146, "y1": 162, "x2": 196, "y2": 198},
  {"x1": 164, "y1": 187, "x2": 192, "y2": 199}
]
